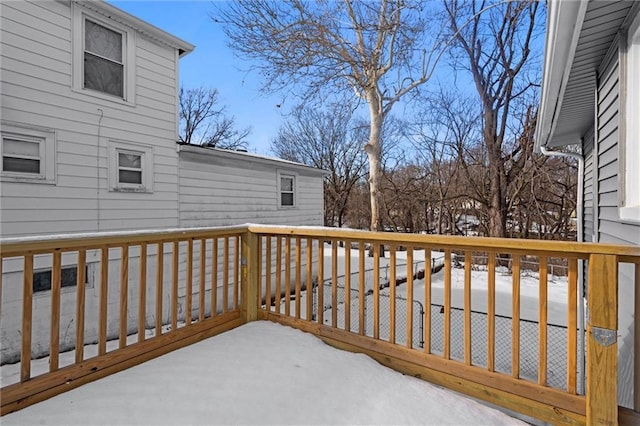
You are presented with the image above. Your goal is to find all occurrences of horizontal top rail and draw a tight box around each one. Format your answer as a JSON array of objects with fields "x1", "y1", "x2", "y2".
[
  {"x1": 1, "y1": 223, "x2": 639, "y2": 260},
  {"x1": 247, "y1": 225, "x2": 640, "y2": 259},
  {"x1": 0, "y1": 225, "x2": 249, "y2": 257}
]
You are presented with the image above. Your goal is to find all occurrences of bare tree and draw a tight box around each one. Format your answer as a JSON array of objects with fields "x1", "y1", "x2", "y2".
[
  {"x1": 443, "y1": 0, "x2": 542, "y2": 238},
  {"x1": 179, "y1": 86, "x2": 250, "y2": 149},
  {"x1": 216, "y1": 0, "x2": 444, "y2": 233},
  {"x1": 271, "y1": 104, "x2": 368, "y2": 227}
]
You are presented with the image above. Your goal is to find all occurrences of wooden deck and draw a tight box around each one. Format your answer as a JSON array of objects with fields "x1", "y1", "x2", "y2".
[{"x1": 1, "y1": 225, "x2": 639, "y2": 425}]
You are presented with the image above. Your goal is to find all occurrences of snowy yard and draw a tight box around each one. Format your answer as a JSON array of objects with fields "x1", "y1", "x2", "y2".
[{"x1": 2, "y1": 321, "x2": 524, "y2": 425}]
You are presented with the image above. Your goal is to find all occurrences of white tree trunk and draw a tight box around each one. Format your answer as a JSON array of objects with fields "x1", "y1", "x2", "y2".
[{"x1": 364, "y1": 95, "x2": 384, "y2": 233}]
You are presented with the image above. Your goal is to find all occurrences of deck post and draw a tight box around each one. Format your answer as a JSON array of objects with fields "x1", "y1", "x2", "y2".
[
  {"x1": 586, "y1": 253, "x2": 618, "y2": 425},
  {"x1": 241, "y1": 231, "x2": 259, "y2": 323}
]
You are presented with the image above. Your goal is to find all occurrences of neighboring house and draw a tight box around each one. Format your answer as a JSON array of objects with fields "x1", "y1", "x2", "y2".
[
  {"x1": 535, "y1": 0, "x2": 640, "y2": 408},
  {"x1": 0, "y1": 1, "x2": 324, "y2": 363},
  {"x1": 178, "y1": 144, "x2": 324, "y2": 227}
]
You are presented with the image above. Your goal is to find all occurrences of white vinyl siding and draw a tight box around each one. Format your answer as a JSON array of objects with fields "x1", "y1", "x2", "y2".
[
  {"x1": 178, "y1": 148, "x2": 324, "y2": 227},
  {"x1": 0, "y1": 0, "x2": 181, "y2": 237}
]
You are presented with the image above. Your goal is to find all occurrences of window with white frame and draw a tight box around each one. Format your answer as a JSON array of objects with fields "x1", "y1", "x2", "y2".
[
  {"x1": 622, "y1": 11, "x2": 640, "y2": 221},
  {"x1": 278, "y1": 172, "x2": 296, "y2": 207},
  {"x1": 0, "y1": 124, "x2": 55, "y2": 183},
  {"x1": 109, "y1": 140, "x2": 153, "y2": 192},
  {"x1": 72, "y1": 4, "x2": 135, "y2": 103},
  {"x1": 84, "y1": 19, "x2": 124, "y2": 97}
]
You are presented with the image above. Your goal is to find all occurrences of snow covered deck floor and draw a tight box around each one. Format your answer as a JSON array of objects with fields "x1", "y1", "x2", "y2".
[{"x1": 2, "y1": 321, "x2": 522, "y2": 425}]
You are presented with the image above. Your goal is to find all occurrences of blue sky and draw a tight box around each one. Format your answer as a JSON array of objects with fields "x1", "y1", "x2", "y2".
[{"x1": 110, "y1": 1, "x2": 288, "y2": 154}]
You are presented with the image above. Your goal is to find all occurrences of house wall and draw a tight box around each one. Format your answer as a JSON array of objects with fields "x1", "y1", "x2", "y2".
[
  {"x1": 588, "y1": 37, "x2": 639, "y2": 408},
  {"x1": 0, "y1": 0, "x2": 181, "y2": 239},
  {"x1": 178, "y1": 148, "x2": 324, "y2": 227}
]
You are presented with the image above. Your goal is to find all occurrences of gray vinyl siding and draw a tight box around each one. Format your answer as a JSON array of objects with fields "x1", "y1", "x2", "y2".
[
  {"x1": 595, "y1": 42, "x2": 640, "y2": 247},
  {"x1": 593, "y1": 37, "x2": 639, "y2": 409},
  {"x1": 582, "y1": 129, "x2": 594, "y2": 243},
  {"x1": 178, "y1": 148, "x2": 324, "y2": 227},
  {"x1": 0, "y1": 1, "x2": 180, "y2": 238}
]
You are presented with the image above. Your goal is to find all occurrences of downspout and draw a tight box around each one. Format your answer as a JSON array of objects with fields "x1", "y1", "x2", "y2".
[{"x1": 539, "y1": 143, "x2": 585, "y2": 395}]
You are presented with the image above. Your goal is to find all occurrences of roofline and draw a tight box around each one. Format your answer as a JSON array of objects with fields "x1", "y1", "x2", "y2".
[
  {"x1": 75, "y1": 0, "x2": 195, "y2": 57},
  {"x1": 534, "y1": 0, "x2": 589, "y2": 150},
  {"x1": 177, "y1": 144, "x2": 329, "y2": 175}
]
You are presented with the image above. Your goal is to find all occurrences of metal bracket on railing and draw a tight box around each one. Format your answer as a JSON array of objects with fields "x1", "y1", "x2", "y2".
[
  {"x1": 241, "y1": 257, "x2": 247, "y2": 267},
  {"x1": 592, "y1": 327, "x2": 617, "y2": 347}
]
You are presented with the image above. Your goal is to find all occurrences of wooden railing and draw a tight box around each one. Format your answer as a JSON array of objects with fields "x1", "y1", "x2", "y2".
[
  {"x1": 0, "y1": 226, "x2": 247, "y2": 414},
  {"x1": 248, "y1": 225, "x2": 640, "y2": 426},
  {"x1": 1, "y1": 225, "x2": 639, "y2": 425}
]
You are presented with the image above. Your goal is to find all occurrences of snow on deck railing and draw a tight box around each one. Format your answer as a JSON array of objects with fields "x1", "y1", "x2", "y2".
[{"x1": 1, "y1": 225, "x2": 639, "y2": 424}]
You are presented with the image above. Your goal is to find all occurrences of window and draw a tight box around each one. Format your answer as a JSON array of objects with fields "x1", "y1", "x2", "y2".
[
  {"x1": 33, "y1": 265, "x2": 88, "y2": 293},
  {"x1": 278, "y1": 172, "x2": 296, "y2": 208},
  {"x1": 72, "y1": 4, "x2": 135, "y2": 103},
  {"x1": 108, "y1": 140, "x2": 153, "y2": 192},
  {"x1": 118, "y1": 151, "x2": 143, "y2": 184},
  {"x1": 0, "y1": 124, "x2": 55, "y2": 183},
  {"x1": 622, "y1": 11, "x2": 640, "y2": 221},
  {"x1": 84, "y1": 19, "x2": 123, "y2": 98}
]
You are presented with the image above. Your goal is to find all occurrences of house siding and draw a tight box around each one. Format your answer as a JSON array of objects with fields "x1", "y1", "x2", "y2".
[
  {"x1": 178, "y1": 148, "x2": 324, "y2": 227},
  {"x1": 0, "y1": 0, "x2": 180, "y2": 238},
  {"x1": 593, "y1": 40, "x2": 639, "y2": 408}
]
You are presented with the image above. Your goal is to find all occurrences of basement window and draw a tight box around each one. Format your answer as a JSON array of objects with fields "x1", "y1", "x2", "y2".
[{"x1": 33, "y1": 265, "x2": 88, "y2": 293}]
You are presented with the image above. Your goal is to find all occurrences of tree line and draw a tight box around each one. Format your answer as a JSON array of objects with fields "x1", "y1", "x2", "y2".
[{"x1": 180, "y1": 0, "x2": 578, "y2": 240}]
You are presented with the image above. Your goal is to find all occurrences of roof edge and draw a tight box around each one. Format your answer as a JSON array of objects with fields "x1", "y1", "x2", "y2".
[
  {"x1": 177, "y1": 143, "x2": 329, "y2": 175},
  {"x1": 77, "y1": 0, "x2": 195, "y2": 56},
  {"x1": 534, "y1": 0, "x2": 589, "y2": 150}
]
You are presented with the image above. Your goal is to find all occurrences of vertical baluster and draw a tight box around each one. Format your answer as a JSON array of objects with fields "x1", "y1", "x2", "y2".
[
  {"x1": 50, "y1": 251, "x2": 61, "y2": 371},
  {"x1": 424, "y1": 248, "x2": 431, "y2": 353},
  {"x1": 285, "y1": 237, "x2": 291, "y2": 317},
  {"x1": 487, "y1": 252, "x2": 496, "y2": 371},
  {"x1": 306, "y1": 238, "x2": 313, "y2": 321},
  {"x1": 275, "y1": 237, "x2": 282, "y2": 314},
  {"x1": 295, "y1": 237, "x2": 301, "y2": 319},
  {"x1": 223, "y1": 237, "x2": 229, "y2": 313},
  {"x1": 21, "y1": 254, "x2": 34, "y2": 382},
  {"x1": 373, "y1": 243, "x2": 380, "y2": 340},
  {"x1": 538, "y1": 256, "x2": 548, "y2": 386},
  {"x1": 257, "y1": 235, "x2": 263, "y2": 310},
  {"x1": 464, "y1": 251, "x2": 472, "y2": 365},
  {"x1": 199, "y1": 239, "x2": 206, "y2": 321},
  {"x1": 344, "y1": 240, "x2": 351, "y2": 332},
  {"x1": 331, "y1": 239, "x2": 338, "y2": 328},
  {"x1": 389, "y1": 245, "x2": 396, "y2": 344},
  {"x1": 635, "y1": 263, "x2": 640, "y2": 412},
  {"x1": 75, "y1": 249, "x2": 86, "y2": 363},
  {"x1": 567, "y1": 257, "x2": 578, "y2": 393},
  {"x1": 317, "y1": 239, "x2": 323, "y2": 324},
  {"x1": 358, "y1": 242, "x2": 365, "y2": 335},
  {"x1": 49, "y1": 251, "x2": 62, "y2": 371},
  {"x1": 186, "y1": 239, "x2": 193, "y2": 325},
  {"x1": 265, "y1": 236, "x2": 271, "y2": 311},
  {"x1": 155, "y1": 243, "x2": 164, "y2": 335},
  {"x1": 119, "y1": 246, "x2": 129, "y2": 349},
  {"x1": 444, "y1": 250, "x2": 451, "y2": 359},
  {"x1": 211, "y1": 238, "x2": 218, "y2": 317},
  {"x1": 99, "y1": 247, "x2": 108, "y2": 355},
  {"x1": 512, "y1": 256, "x2": 521, "y2": 379},
  {"x1": 171, "y1": 241, "x2": 179, "y2": 331},
  {"x1": 138, "y1": 243, "x2": 147, "y2": 343},
  {"x1": 234, "y1": 235, "x2": 240, "y2": 309},
  {"x1": 406, "y1": 247, "x2": 414, "y2": 349}
]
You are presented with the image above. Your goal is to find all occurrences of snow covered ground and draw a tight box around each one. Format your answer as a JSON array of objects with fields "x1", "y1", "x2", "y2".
[{"x1": 2, "y1": 321, "x2": 524, "y2": 425}]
